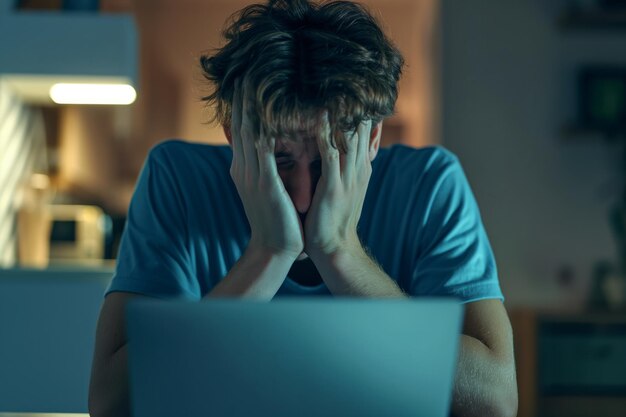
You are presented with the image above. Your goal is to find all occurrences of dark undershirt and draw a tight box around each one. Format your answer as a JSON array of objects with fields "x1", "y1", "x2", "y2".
[{"x1": 287, "y1": 257, "x2": 324, "y2": 287}]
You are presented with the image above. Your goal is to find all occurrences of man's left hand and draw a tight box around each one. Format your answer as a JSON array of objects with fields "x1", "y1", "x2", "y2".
[{"x1": 304, "y1": 112, "x2": 373, "y2": 259}]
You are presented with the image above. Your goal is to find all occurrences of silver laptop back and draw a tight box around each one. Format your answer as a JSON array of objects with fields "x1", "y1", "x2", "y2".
[{"x1": 127, "y1": 298, "x2": 463, "y2": 417}]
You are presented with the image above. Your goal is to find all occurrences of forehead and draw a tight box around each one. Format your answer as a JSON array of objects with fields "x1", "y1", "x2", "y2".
[{"x1": 275, "y1": 132, "x2": 320, "y2": 154}]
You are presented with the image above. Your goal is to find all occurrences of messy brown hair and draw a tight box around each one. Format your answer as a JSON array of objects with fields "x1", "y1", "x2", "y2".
[{"x1": 200, "y1": 0, "x2": 404, "y2": 146}]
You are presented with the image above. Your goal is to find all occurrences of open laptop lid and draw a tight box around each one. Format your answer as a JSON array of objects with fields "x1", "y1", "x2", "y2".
[{"x1": 127, "y1": 298, "x2": 464, "y2": 417}]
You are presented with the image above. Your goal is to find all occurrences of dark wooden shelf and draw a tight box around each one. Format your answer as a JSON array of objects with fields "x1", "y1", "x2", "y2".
[{"x1": 559, "y1": 10, "x2": 626, "y2": 31}]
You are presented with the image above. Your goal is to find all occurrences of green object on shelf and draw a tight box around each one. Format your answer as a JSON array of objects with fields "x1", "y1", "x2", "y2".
[{"x1": 590, "y1": 77, "x2": 626, "y2": 124}]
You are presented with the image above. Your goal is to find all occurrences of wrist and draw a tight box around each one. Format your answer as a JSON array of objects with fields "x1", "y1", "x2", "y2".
[
  {"x1": 307, "y1": 236, "x2": 365, "y2": 266},
  {"x1": 246, "y1": 243, "x2": 301, "y2": 264},
  {"x1": 207, "y1": 243, "x2": 298, "y2": 299}
]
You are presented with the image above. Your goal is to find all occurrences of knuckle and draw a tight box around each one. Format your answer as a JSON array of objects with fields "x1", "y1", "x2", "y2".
[
  {"x1": 257, "y1": 174, "x2": 269, "y2": 188},
  {"x1": 254, "y1": 138, "x2": 269, "y2": 152},
  {"x1": 244, "y1": 172, "x2": 255, "y2": 185},
  {"x1": 326, "y1": 150, "x2": 340, "y2": 161}
]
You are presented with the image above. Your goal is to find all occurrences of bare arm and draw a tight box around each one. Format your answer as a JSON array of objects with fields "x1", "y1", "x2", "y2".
[
  {"x1": 89, "y1": 292, "x2": 144, "y2": 417},
  {"x1": 305, "y1": 115, "x2": 517, "y2": 416},
  {"x1": 451, "y1": 299, "x2": 518, "y2": 417},
  {"x1": 310, "y1": 244, "x2": 405, "y2": 297},
  {"x1": 89, "y1": 78, "x2": 301, "y2": 415},
  {"x1": 208, "y1": 78, "x2": 302, "y2": 299},
  {"x1": 204, "y1": 246, "x2": 296, "y2": 299},
  {"x1": 89, "y1": 247, "x2": 296, "y2": 417},
  {"x1": 312, "y1": 246, "x2": 517, "y2": 417}
]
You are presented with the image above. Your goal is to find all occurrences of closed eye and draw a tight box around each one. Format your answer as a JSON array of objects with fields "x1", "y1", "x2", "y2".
[
  {"x1": 310, "y1": 159, "x2": 321, "y2": 172},
  {"x1": 275, "y1": 157, "x2": 321, "y2": 172},
  {"x1": 276, "y1": 159, "x2": 294, "y2": 169}
]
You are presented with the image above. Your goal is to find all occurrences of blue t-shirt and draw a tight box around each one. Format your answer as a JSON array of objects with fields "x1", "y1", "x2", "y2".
[{"x1": 107, "y1": 140, "x2": 503, "y2": 302}]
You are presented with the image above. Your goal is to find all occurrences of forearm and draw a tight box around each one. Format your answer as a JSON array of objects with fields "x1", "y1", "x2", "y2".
[
  {"x1": 310, "y1": 244, "x2": 405, "y2": 297},
  {"x1": 312, "y1": 244, "x2": 516, "y2": 416},
  {"x1": 205, "y1": 246, "x2": 296, "y2": 300},
  {"x1": 88, "y1": 345, "x2": 130, "y2": 417},
  {"x1": 451, "y1": 335, "x2": 518, "y2": 417}
]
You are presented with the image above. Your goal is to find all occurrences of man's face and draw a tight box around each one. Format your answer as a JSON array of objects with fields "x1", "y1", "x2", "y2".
[
  {"x1": 224, "y1": 120, "x2": 381, "y2": 261},
  {"x1": 275, "y1": 137, "x2": 321, "y2": 216},
  {"x1": 274, "y1": 136, "x2": 322, "y2": 260}
]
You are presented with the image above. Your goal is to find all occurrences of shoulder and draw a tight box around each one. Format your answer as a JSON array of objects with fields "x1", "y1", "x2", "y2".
[
  {"x1": 137, "y1": 139, "x2": 233, "y2": 201},
  {"x1": 372, "y1": 144, "x2": 464, "y2": 193},
  {"x1": 374, "y1": 144, "x2": 460, "y2": 176},
  {"x1": 146, "y1": 139, "x2": 232, "y2": 170}
]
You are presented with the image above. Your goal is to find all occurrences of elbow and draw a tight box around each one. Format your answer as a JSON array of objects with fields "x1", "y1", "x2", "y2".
[
  {"x1": 453, "y1": 379, "x2": 518, "y2": 417},
  {"x1": 468, "y1": 392, "x2": 517, "y2": 417},
  {"x1": 87, "y1": 394, "x2": 104, "y2": 417},
  {"x1": 88, "y1": 405, "x2": 104, "y2": 417},
  {"x1": 489, "y1": 382, "x2": 518, "y2": 417},
  {"x1": 455, "y1": 392, "x2": 518, "y2": 417},
  {"x1": 504, "y1": 387, "x2": 519, "y2": 417},
  {"x1": 88, "y1": 375, "x2": 131, "y2": 417},
  {"x1": 470, "y1": 375, "x2": 518, "y2": 417},
  {"x1": 503, "y1": 367, "x2": 519, "y2": 417},
  {"x1": 88, "y1": 384, "x2": 109, "y2": 417},
  {"x1": 88, "y1": 374, "x2": 101, "y2": 417},
  {"x1": 491, "y1": 354, "x2": 518, "y2": 417},
  {"x1": 495, "y1": 394, "x2": 518, "y2": 417},
  {"x1": 88, "y1": 394, "x2": 130, "y2": 417}
]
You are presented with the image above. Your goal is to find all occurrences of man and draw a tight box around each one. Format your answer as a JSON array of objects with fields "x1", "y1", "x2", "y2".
[{"x1": 89, "y1": 1, "x2": 518, "y2": 416}]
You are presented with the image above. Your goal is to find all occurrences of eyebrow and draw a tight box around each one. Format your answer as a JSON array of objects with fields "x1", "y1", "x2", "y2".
[{"x1": 273, "y1": 151, "x2": 322, "y2": 163}]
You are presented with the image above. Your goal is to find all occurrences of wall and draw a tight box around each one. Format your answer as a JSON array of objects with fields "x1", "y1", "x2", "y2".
[
  {"x1": 440, "y1": 0, "x2": 626, "y2": 308},
  {"x1": 0, "y1": 0, "x2": 438, "y2": 260},
  {"x1": 0, "y1": 80, "x2": 47, "y2": 267},
  {"x1": 55, "y1": 0, "x2": 439, "y2": 214},
  {"x1": 57, "y1": 106, "x2": 135, "y2": 215},
  {"x1": 126, "y1": 0, "x2": 437, "y2": 174}
]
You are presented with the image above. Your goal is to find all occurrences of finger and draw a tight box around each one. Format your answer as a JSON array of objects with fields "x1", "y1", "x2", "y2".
[
  {"x1": 257, "y1": 125, "x2": 278, "y2": 179},
  {"x1": 342, "y1": 128, "x2": 358, "y2": 182},
  {"x1": 240, "y1": 77, "x2": 259, "y2": 174},
  {"x1": 316, "y1": 111, "x2": 340, "y2": 183},
  {"x1": 232, "y1": 78, "x2": 243, "y2": 134},
  {"x1": 231, "y1": 78, "x2": 245, "y2": 167},
  {"x1": 356, "y1": 119, "x2": 372, "y2": 164}
]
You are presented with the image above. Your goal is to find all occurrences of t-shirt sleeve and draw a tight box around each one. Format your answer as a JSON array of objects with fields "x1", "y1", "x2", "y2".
[
  {"x1": 106, "y1": 142, "x2": 199, "y2": 299},
  {"x1": 410, "y1": 152, "x2": 503, "y2": 303}
]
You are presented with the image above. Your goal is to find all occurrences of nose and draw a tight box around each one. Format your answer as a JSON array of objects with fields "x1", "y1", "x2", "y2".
[{"x1": 282, "y1": 164, "x2": 318, "y2": 215}]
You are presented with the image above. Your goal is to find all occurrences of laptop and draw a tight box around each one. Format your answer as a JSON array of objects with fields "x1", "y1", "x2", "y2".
[{"x1": 126, "y1": 298, "x2": 464, "y2": 417}]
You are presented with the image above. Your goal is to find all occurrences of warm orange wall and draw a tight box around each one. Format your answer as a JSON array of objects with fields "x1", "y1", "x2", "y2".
[
  {"x1": 128, "y1": 0, "x2": 439, "y2": 170},
  {"x1": 57, "y1": 106, "x2": 136, "y2": 214},
  {"x1": 370, "y1": 0, "x2": 438, "y2": 148},
  {"x1": 57, "y1": 0, "x2": 438, "y2": 213}
]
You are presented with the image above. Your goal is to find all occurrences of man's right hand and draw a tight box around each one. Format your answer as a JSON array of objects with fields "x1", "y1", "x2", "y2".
[{"x1": 229, "y1": 78, "x2": 304, "y2": 260}]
